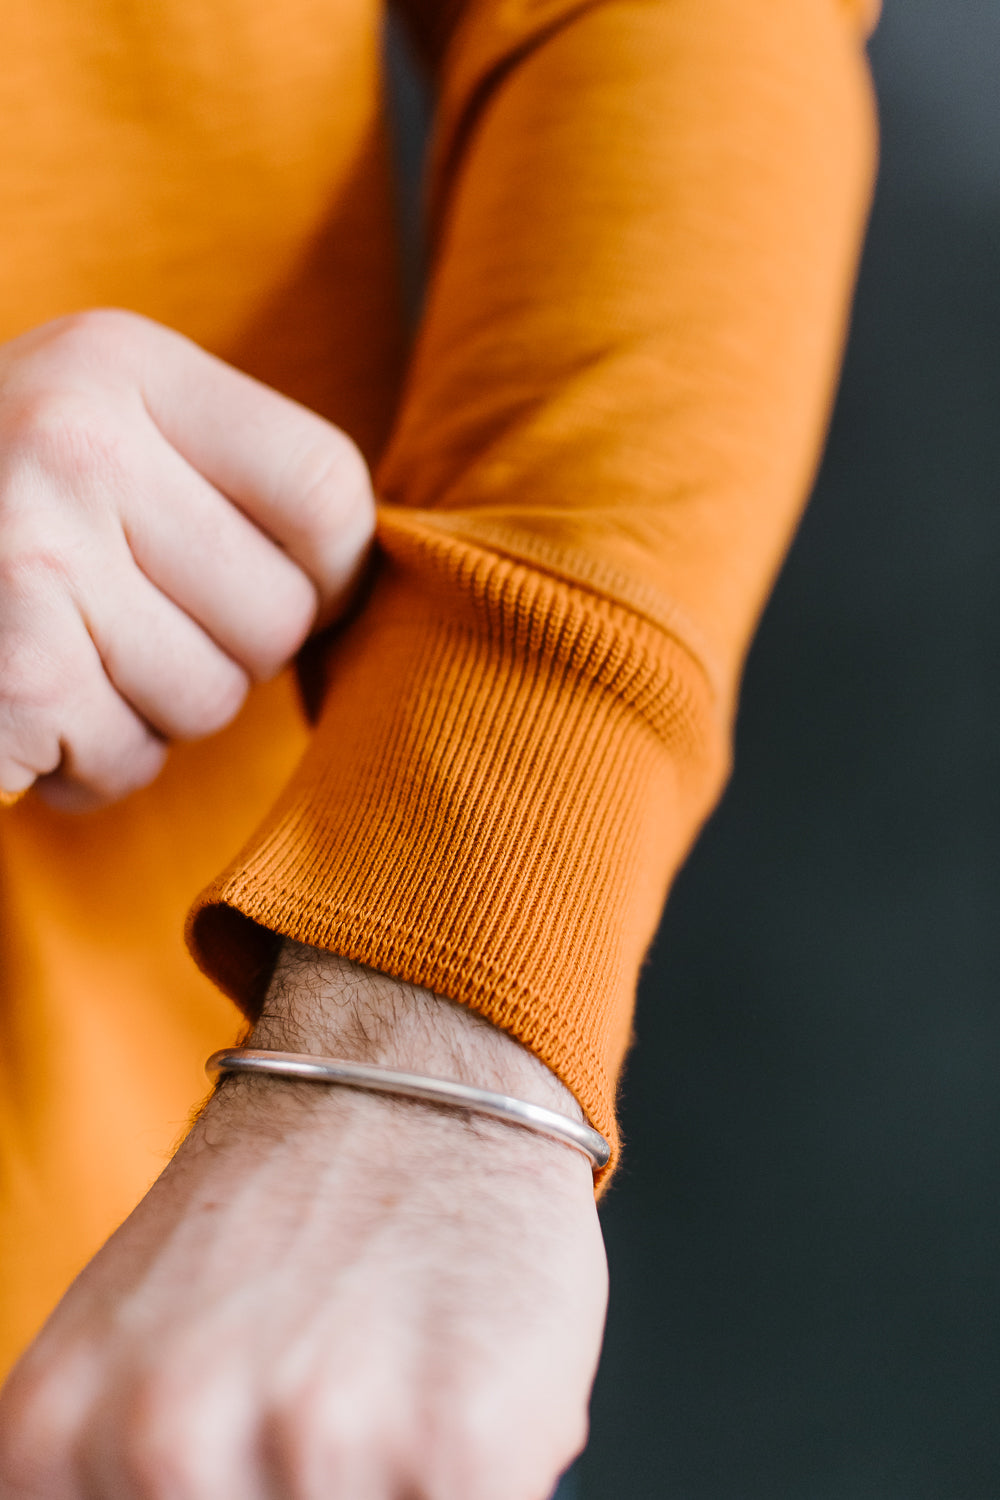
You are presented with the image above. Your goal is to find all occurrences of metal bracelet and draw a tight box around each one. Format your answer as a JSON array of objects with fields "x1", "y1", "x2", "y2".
[{"x1": 206, "y1": 1047, "x2": 611, "y2": 1173}]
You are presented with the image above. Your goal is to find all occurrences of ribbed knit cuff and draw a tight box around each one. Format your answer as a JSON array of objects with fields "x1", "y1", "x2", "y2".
[{"x1": 187, "y1": 514, "x2": 726, "y2": 1188}]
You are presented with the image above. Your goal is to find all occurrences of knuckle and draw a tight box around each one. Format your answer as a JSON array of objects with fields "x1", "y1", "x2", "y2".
[
  {"x1": 287, "y1": 430, "x2": 375, "y2": 547},
  {"x1": 41, "y1": 306, "x2": 142, "y2": 362},
  {"x1": 0, "y1": 628, "x2": 72, "y2": 724},
  {"x1": 2, "y1": 386, "x2": 126, "y2": 493},
  {"x1": 419, "y1": 1389, "x2": 551, "y2": 1500},
  {"x1": 0, "y1": 1370, "x2": 76, "y2": 1494},
  {"x1": 115, "y1": 1383, "x2": 207, "y2": 1499},
  {"x1": 176, "y1": 660, "x2": 249, "y2": 739},
  {"x1": 453, "y1": 1387, "x2": 503, "y2": 1449}
]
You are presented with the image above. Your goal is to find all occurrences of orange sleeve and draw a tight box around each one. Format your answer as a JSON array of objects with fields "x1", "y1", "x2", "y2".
[{"x1": 187, "y1": 0, "x2": 878, "y2": 1185}]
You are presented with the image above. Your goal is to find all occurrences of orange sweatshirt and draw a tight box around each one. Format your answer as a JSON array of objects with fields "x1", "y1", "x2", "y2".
[{"x1": 0, "y1": 0, "x2": 878, "y2": 1369}]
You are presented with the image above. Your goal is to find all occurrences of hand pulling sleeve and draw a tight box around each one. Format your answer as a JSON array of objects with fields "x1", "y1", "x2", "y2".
[{"x1": 187, "y1": 0, "x2": 879, "y2": 1185}]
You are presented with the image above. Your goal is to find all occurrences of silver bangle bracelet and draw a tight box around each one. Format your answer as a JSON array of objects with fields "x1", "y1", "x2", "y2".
[{"x1": 205, "y1": 1047, "x2": 611, "y2": 1174}]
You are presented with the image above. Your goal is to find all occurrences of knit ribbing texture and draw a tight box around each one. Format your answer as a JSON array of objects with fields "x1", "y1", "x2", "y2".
[{"x1": 188, "y1": 516, "x2": 727, "y2": 1187}]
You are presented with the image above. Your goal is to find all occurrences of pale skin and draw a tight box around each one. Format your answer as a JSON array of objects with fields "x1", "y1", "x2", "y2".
[
  {"x1": 0, "y1": 307, "x2": 375, "y2": 809},
  {"x1": 0, "y1": 311, "x2": 608, "y2": 1498}
]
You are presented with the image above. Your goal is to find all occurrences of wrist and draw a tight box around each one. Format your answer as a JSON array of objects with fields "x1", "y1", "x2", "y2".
[{"x1": 244, "y1": 941, "x2": 585, "y2": 1123}]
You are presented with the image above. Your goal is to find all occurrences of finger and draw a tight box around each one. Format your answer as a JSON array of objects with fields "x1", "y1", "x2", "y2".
[
  {"x1": 79, "y1": 562, "x2": 251, "y2": 743},
  {"x1": 114, "y1": 313, "x2": 377, "y2": 624},
  {"x1": 0, "y1": 578, "x2": 165, "y2": 811},
  {"x1": 36, "y1": 663, "x2": 167, "y2": 815},
  {"x1": 119, "y1": 432, "x2": 320, "y2": 682}
]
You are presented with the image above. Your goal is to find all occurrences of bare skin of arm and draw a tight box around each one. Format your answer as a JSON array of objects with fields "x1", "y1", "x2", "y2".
[{"x1": 0, "y1": 946, "x2": 608, "y2": 1499}]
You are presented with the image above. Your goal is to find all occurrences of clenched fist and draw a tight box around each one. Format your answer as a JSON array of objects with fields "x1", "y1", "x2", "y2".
[{"x1": 0, "y1": 309, "x2": 375, "y2": 810}]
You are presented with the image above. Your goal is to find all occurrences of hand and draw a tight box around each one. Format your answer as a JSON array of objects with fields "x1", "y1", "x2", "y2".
[
  {"x1": 0, "y1": 309, "x2": 375, "y2": 810},
  {"x1": 0, "y1": 952, "x2": 608, "y2": 1499}
]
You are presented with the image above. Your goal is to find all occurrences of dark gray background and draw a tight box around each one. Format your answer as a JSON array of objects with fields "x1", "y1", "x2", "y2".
[
  {"x1": 581, "y1": 4, "x2": 1000, "y2": 1495},
  {"x1": 386, "y1": 4, "x2": 1000, "y2": 1494}
]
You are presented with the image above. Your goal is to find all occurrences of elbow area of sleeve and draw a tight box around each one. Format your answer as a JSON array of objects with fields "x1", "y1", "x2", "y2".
[{"x1": 186, "y1": 511, "x2": 728, "y2": 1187}]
